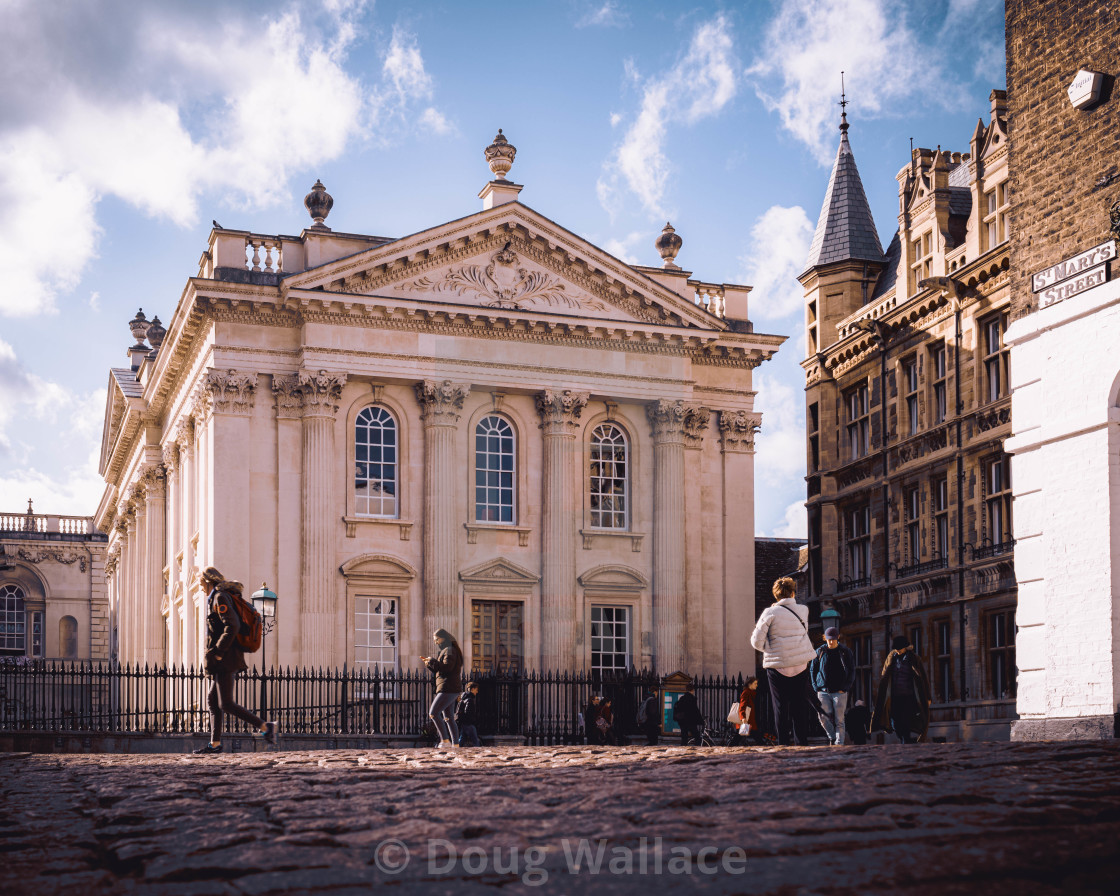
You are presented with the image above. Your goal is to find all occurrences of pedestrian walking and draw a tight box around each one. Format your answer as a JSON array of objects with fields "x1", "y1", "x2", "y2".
[
  {"x1": 872, "y1": 635, "x2": 932, "y2": 743},
  {"x1": 637, "y1": 690, "x2": 660, "y2": 745},
  {"x1": 735, "y1": 676, "x2": 760, "y2": 743},
  {"x1": 456, "y1": 681, "x2": 481, "y2": 747},
  {"x1": 750, "y1": 576, "x2": 817, "y2": 746},
  {"x1": 810, "y1": 627, "x2": 856, "y2": 745},
  {"x1": 845, "y1": 699, "x2": 871, "y2": 745},
  {"x1": 192, "y1": 566, "x2": 276, "y2": 755},
  {"x1": 672, "y1": 682, "x2": 704, "y2": 746},
  {"x1": 597, "y1": 697, "x2": 618, "y2": 745},
  {"x1": 421, "y1": 628, "x2": 463, "y2": 749}
]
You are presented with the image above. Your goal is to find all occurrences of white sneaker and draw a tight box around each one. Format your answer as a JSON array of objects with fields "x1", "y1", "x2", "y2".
[{"x1": 437, "y1": 740, "x2": 450, "y2": 749}]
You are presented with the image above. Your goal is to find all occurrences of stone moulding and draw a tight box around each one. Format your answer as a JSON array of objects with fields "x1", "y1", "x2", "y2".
[
  {"x1": 579, "y1": 529, "x2": 645, "y2": 552},
  {"x1": 464, "y1": 523, "x2": 532, "y2": 547},
  {"x1": 342, "y1": 516, "x2": 414, "y2": 540}
]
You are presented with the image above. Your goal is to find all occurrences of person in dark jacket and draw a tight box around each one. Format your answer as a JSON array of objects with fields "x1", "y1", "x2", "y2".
[
  {"x1": 456, "y1": 681, "x2": 481, "y2": 747},
  {"x1": 845, "y1": 700, "x2": 871, "y2": 745},
  {"x1": 810, "y1": 627, "x2": 857, "y2": 745},
  {"x1": 872, "y1": 635, "x2": 932, "y2": 743},
  {"x1": 193, "y1": 566, "x2": 276, "y2": 755},
  {"x1": 421, "y1": 628, "x2": 463, "y2": 748},
  {"x1": 637, "y1": 690, "x2": 660, "y2": 745},
  {"x1": 583, "y1": 694, "x2": 603, "y2": 744},
  {"x1": 672, "y1": 683, "x2": 704, "y2": 745}
]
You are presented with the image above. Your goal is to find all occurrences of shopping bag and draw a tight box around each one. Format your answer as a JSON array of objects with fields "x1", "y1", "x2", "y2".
[
  {"x1": 726, "y1": 702, "x2": 741, "y2": 724},
  {"x1": 738, "y1": 722, "x2": 751, "y2": 736}
]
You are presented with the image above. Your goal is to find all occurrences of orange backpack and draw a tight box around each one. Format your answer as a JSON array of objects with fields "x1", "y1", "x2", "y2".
[{"x1": 219, "y1": 582, "x2": 263, "y2": 653}]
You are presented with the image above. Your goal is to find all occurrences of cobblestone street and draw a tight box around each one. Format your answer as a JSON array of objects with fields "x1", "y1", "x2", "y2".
[{"x1": 2, "y1": 741, "x2": 1119, "y2": 895}]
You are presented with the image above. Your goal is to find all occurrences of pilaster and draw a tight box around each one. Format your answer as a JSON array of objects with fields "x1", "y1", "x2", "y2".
[{"x1": 719, "y1": 409, "x2": 762, "y2": 675}]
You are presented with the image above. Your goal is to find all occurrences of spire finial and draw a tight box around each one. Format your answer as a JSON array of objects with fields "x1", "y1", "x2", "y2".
[{"x1": 839, "y1": 71, "x2": 849, "y2": 134}]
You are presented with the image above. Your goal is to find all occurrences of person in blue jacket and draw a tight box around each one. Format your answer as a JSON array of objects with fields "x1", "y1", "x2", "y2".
[{"x1": 810, "y1": 626, "x2": 856, "y2": 745}]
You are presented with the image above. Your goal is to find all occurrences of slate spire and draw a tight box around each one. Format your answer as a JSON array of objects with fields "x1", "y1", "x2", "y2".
[{"x1": 802, "y1": 107, "x2": 885, "y2": 276}]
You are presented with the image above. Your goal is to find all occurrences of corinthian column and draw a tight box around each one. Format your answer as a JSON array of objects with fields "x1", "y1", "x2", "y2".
[
  {"x1": 535, "y1": 389, "x2": 589, "y2": 670},
  {"x1": 415, "y1": 380, "x2": 471, "y2": 642},
  {"x1": 646, "y1": 399, "x2": 693, "y2": 673},
  {"x1": 299, "y1": 369, "x2": 347, "y2": 669}
]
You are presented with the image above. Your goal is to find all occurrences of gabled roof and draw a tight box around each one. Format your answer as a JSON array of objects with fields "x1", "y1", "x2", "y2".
[
  {"x1": 803, "y1": 124, "x2": 885, "y2": 276},
  {"x1": 99, "y1": 368, "x2": 145, "y2": 479}
]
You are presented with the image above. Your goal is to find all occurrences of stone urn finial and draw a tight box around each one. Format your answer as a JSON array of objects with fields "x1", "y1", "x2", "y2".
[
  {"x1": 485, "y1": 129, "x2": 517, "y2": 181},
  {"x1": 304, "y1": 179, "x2": 334, "y2": 229},
  {"x1": 655, "y1": 222, "x2": 683, "y2": 269},
  {"x1": 129, "y1": 308, "x2": 150, "y2": 344},
  {"x1": 146, "y1": 315, "x2": 166, "y2": 352}
]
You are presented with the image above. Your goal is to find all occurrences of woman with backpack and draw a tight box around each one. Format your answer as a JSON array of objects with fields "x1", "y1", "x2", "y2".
[
  {"x1": 193, "y1": 566, "x2": 277, "y2": 755},
  {"x1": 750, "y1": 576, "x2": 816, "y2": 746},
  {"x1": 421, "y1": 628, "x2": 463, "y2": 748}
]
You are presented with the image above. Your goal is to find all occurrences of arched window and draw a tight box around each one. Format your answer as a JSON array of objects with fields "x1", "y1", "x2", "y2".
[
  {"x1": 355, "y1": 406, "x2": 398, "y2": 518},
  {"x1": 475, "y1": 415, "x2": 516, "y2": 523},
  {"x1": 590, "y1": 423, "x2": 629, "y2": 529},
  {"x1": 60, "y1": 616, "x2": 78, "y2": 659},
  {"x1": 0, "y1": 583, "x2": 27, "y2": 656}
]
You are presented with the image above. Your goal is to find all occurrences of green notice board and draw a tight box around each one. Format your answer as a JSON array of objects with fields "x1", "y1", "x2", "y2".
[{"x1": 662, "y1": 691, "x2": 682, "y2": 734}]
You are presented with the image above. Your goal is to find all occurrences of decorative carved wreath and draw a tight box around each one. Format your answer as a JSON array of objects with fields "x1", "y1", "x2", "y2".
[{"x1": 1109, "y1": 198, "x2": 1120, "y2": 243}]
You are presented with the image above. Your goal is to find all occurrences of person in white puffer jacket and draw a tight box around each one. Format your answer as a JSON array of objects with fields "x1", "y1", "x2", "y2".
[{"x1": 750, "y1": 577, "x2": 817, "y2": 745}]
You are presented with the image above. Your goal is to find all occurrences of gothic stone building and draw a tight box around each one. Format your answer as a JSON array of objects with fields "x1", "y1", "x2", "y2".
[
  {"x1": 799, "y1": 97, "x2": 1015, "y2": 741},
  {"x1": 94, "y1": 134, "x2": 784, "y2": 677},
  {"x1": 1004, "y1": 0, "x2": 1120, "y2": 740}
]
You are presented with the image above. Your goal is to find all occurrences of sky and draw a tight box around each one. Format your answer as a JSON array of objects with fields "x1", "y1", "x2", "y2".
[{"x1": 0, "y1": 0, "x2": 1006, "y2": 539}]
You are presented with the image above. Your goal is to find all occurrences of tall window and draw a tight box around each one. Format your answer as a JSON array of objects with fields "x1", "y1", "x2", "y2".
[
  {"x1": 909, "y1": 230, "x2": 933, "y2": 295},
  {"x1": 355, "y1": 406, "x2": 398, "y2": 517},
  {"x1": 935, "y1": 619, "x2": 953, "y2": 702},
  {"x1": 988, "y1": 610, "x2": 1016, "y2": 698},
  {"x1": 0, "y1": 584, "x2": 26, "y2": 656},
  {"x1": 985, "y1": 455, "x2": 1013, "y2": 546},
  {"x1": 983, "y1": 183, "x2": 1009, "y2": 250},
  {"x1": 355, "y1": 597, "x2": 397, "y2": 672},
  {"x1": 589, "y1": 424, "x2": 628, "y2": 529},
  {"x1": 931, "y1": 344, "x2": 948, "y2": 424},
  {"x1": 845, "y1": 383, "x2": 870, "y2": 461},
  {"x1": 475, "y1": 416, "x2": 515, "y2": 523},
  {"x1": 907, "y1": 623, "x2": 924, "y2": 662},
  {"x1": 590, "y1": 606, "x2": 631, "y2": 673},
  {"x1": 904, "y1": 486, "x2": 921, "y2": 564},
  {"x1": 903, "y1": 358, "x2": 919, "y2": 436},
  {"x1": 851, "y1": 634, "x2": 873, "y2": 704},
  {"x1": 933, "y1": 475, "x2": 949, "y2": 559},
  {"x1": 982, "y1": 314, "x2": 1008, "y2": 403},
  {"x1": 846, "y1": 505, "x2": 871, "y2": 583}
]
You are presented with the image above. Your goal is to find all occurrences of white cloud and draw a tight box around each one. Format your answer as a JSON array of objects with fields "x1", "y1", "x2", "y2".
[
  {"x1": 600, "y1": 230, "x2": 650, "y2": 265},
  {"x1": 599, "y1": 15, "x2": 738, "y2": 217},
  {"x1": 771, "y1": 500, "x2": 808, "y2": 539},
  {"x1": 577, "y1": 1, "x2": 629, "y2": 28},
  {"x1": 0, "y1": 2, "x2": 449, "y2": 317},
  {"x1": 752, "y1": 370, "x2": 806, "y2": 489},
  {"x1": 748, "y1": 0, "x2": 966, "y2": 165},
  {"x1": 89, "y1": 291, "x2": 101, "y2": 312},
  {"x1": 740, "y1": 205, "x2": 814, "y2": 320}
]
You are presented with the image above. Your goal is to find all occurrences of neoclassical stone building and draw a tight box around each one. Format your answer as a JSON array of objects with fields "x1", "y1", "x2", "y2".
[{"x1": 95, "y1": 134, "x2": 784, "y2": 676}]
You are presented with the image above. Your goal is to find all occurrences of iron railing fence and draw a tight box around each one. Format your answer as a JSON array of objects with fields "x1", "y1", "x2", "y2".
[{"x1": 0, "y1": 659, "x2": 750, "y2": 745}]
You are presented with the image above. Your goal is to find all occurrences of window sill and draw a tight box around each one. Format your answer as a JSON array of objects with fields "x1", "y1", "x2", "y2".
[
  {"x1": 464, "y1": 523, "x2": 531, "y2": 547},
  {"x1": 343, "y1": 516, "x2": 414, "y2": 540},
  {"x1": 580, "y1": 529, "x2": 645, "y2": 552}
]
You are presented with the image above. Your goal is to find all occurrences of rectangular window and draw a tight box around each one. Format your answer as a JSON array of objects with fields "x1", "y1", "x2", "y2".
[
  {"x1": 904, "y1": 485, "x2": 921, "y2": 564},
  {"x1": 846, "y1": 505, "x2": 871, "y2": 583},
  {"x1": 903, "y1": 358, "x2": 919, "y2": 436},
  {"x1": 808, "y1": 402, "x2": 820, "y2": 473},
  {"x1": 471, "y1": 600, "x2": 524, "y2": 673},
  {"x1": 354, "y1": 597, "x2": 397, "y2": 672},
  {"x1": 907, "y1": 623, "x2": 924, "y2": 662},
  {"x1": 988, "y1": 610, "x2": 1016, "y2": 699},
  {"x1": 590, "y1": 606, "x2": 631, "y2": 673},
  {"x1": 851, "y1": 634, "x2": 873, "y2": 705},
  {"x1": 985, "y1": 455, "x2": 1013, "y2": 546},
  {"x1": 983, "y1": 183, "x2": 1009, "y2": 250},
  {"x1": 931, "y1": 344, "x2": 947, "y2": 424},
  {"x1": 845, "y1": 383, "x2": 870, "y2": 461},
  {"x1": 982, "y1": 314, "x2": 1008, "y2": 403},
  {"x1": 31, "y1": 611, "x2": 43, "y2": 658},
  {"x1": 935, "y1": 619, "x2": 953, "y2": 702},
  {"x1": 933, "y1": 475, "x2": 949, "y2": 559},
  {"x1": 909, "y1": 230, "x2": 933, "y2": 295}
]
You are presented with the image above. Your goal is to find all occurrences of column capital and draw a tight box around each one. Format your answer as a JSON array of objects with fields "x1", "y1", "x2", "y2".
[
  {"x1": 535, "y1": 389, "x2": 589, "y2": 435},
  {"x1": 200, "y1": 368, "x2": 259, "y2": 417},
  {"x1": 173, "y1": 415, "x2": 194, "y2": 454},
  {"x1": 718, "y1": 409, "x2": 762, "y2": 453},
  {"x1": 682, "y1": 406, "x2": 711, "y2": 448},
  {"x1": 162, "y1": 442, "x2": 179, "y2": 476},
  {"x1": 647, "y1": 398, "x2": 705, "y2": 444},
  {"x1": 271, "y1": 373, "x2": 303, "y2": 420},
  {"x1": 415, "y1": 379, "x2": 471, "y2": 425},
  {"x1": 298, "y1": 369, "x2": 348, "y2": 419},
  {"x1": 139, "y1": 463, "x2": 167, "y2": 500}
]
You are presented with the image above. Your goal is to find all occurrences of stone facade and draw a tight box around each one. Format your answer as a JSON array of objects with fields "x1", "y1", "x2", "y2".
[
  {"x1": 1004, "y1": 0, "x2": 1120, "y2": 740},
  {"x1": 799, "y1": 98, "x2": 1017, "y2": 741},
  {"x1": 0, "y1": 503, "x2": 109, "y2": 661},
  {"x1": 94, "y1": 140, "x2": 784, "y2": 677}
]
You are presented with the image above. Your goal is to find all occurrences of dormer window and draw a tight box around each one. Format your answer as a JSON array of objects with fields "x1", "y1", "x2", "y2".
[
  {"x1": 984, "y1": 184, "x2": 1008, "y2": 251},
  {"x1": 909, "y1": 230, "x2": 933, "y2": 296}
]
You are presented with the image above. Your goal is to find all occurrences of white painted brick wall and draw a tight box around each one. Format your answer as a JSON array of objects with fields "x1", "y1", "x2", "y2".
[{"x1": 1005, "y1": 277, "x2": 1120, "y2": 721}]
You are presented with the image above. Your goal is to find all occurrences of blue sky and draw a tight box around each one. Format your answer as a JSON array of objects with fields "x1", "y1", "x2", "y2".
[{"x1": 0, "y1": 0, "x2": 1005, "y2": 538}]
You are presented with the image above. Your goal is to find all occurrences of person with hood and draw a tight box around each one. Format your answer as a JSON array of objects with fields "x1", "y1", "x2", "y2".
[
  {"x1": 750, "y1": 576, "x2": 817, "y2": 746},
  {"x1": 455, "y1": 681, "x2": 481, "y2": 747},
  {"x1": 672, "y1": 682, "x2": 704, "y2": 745},
  {"x1": 872, "y1": 635, "x2": 932, "y2": 743},
  {"x1": 192, "y1": 566, "x2": 276, "y2": 755},
  {"x1": 421, "y1": 628, "x2": 463, "y2": 748},
  {"x1": 810, "y1": 627, "x2": 857, "y2": 745}
]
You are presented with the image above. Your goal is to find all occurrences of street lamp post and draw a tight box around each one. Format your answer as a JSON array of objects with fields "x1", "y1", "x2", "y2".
[{"x1": 251, "y1": 583, "x2": 278, "y2": 720}]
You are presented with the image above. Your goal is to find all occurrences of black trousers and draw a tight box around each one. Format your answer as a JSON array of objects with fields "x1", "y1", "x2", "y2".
[
  {"x1": 891, "y1": 695, "x2": 920, "y2": 744},
  {"x1": 679, "y1": 724, "x2": 701, "y2": 745},
  {"x1": 208, "y1": 667, "x2": 263, "y2": 742},
  {"x1": 766, "y1": 667, "x2": 811, "y2": 745},
  {"x1": 643, "y1": 723, "x2": 660, "y2": 745}
]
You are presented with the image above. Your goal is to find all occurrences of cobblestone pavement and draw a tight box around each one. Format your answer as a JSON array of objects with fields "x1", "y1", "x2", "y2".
[{"x1": 2, "y1": 741, "x2": 1119, "y2": 895}]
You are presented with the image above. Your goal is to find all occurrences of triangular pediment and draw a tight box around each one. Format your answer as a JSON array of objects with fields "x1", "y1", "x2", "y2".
[
  {"x1": 459, "y1": 556, "x2": 540, "y2": 586},
  {"x1": 99, "y1": 369, "x2": 145, "y2": 479},
  {"x1": 979, "y1": 115, "x2": 1008, "y2": 161},
  {"x1": 283, "y1": 204, "x2": 722, "y2": 330}
]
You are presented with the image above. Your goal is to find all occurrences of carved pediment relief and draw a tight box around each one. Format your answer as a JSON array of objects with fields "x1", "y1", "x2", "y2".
[
  {"x1": 459, "y1": 557, "x2": 540, "y2": 586},
  {"x1": 577, "y1": 564, "x2": 649, "y2": 592},
  {"x1": 340, "y1": 553, "x2": 418, "y2": 583}
]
